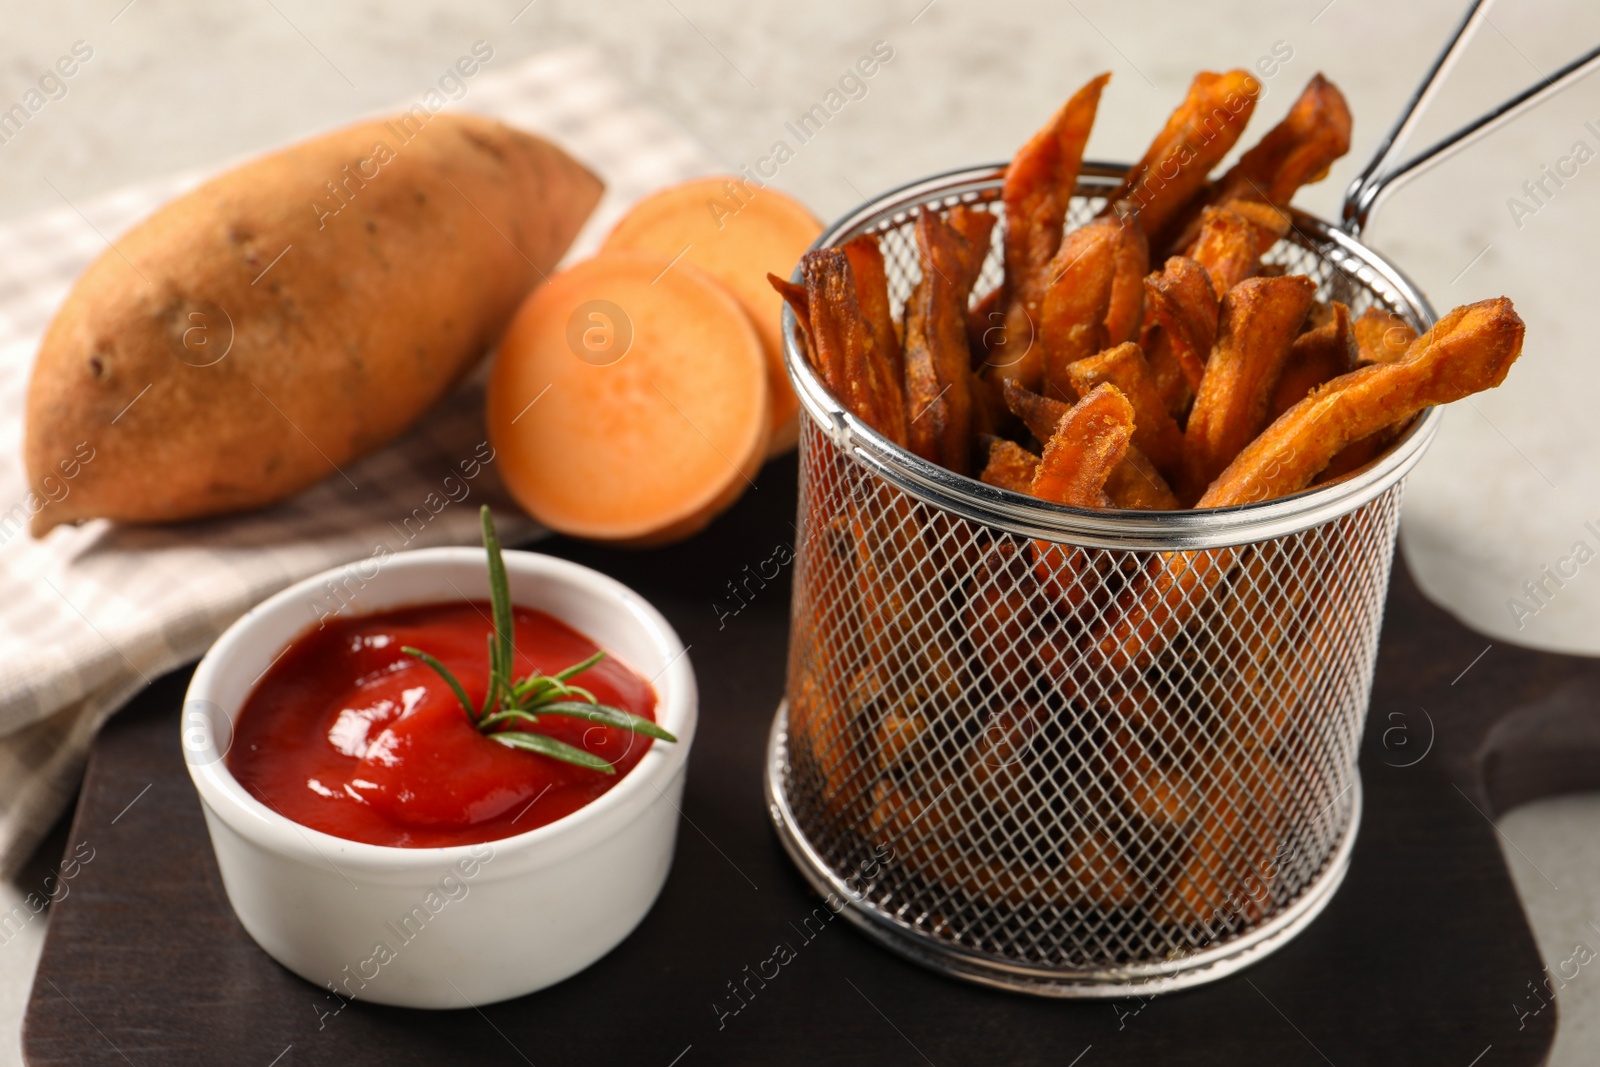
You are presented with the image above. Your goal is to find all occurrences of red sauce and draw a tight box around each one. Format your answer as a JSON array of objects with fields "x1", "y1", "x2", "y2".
[{"x1": 227, "y1": 603, "x2": 659, "y2": 848}]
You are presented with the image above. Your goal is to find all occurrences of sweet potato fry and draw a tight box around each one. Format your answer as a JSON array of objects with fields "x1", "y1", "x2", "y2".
[
  {"x1": 800, "y1": 250, "x2": 909, "y2": 445},
  {"x1": 994, "y1": 73, "x2": 1111, "y2": 388},
  {"x1": 1141, "y1": 255, "x2": 1221, "y2": 413},
  {"x1": 868, "y1": 708, "x2": 1145, "y2": 908},
  {"x1": 1314, "y1": 424, "x2": 1404, "y2": 484},
  {"x1": 1065, "y1": 342, "x2": 1186, "y2": 482},
  {"x1": 1196, "y1": 536, "x2": 1320, "y2": 751},
  {"x1": 843, "y1": 235, "x2": 911, "y2": 445},
  {"x1": 1216, "y1": 199, "x2": 1292, "y2": 257},
  {"x1": 788, "y1": 509, "x2": 872, "y2": 819},
  {"x1": 1038, "y1": 217, "x2": 1120, "y2": 401},
  {"x1": 970, "y1": 370, "x2": 1007, "y2": 438},
  {"x1": 1105, "y1": 450, "x2": 1183, "y2": 511},
  {"x1": 1164, "y1": 190, "x2": 1291, "y2": 264},
  {"x1": 795, "y1": 253, "x2": 851, "y2": 395},
  {"x1": 1089, "y1": 676, "x2": 1187, "y2": 745},
  {"x1": 1353, "y1": 305, "x2": 1418, "y2": 365},
  {"x1": 834, "y1": 239, "x2": 911, "y2": 448},
  {"x1": 841, "y1": 233, "x2": 905, "y2": 388},
  {"x1": 904, "y1": 206, "x2": 994, "y2": 471},
  {"x1": 791, "y1": 668, "x2": 865, "y2": 818},
  {"x1": 769, "y1": 272, "x2": 810, "y2": 335},
  {"x1": 1029, "y1": 385, "x2": 1134, "y2": 606},
  {"x1": 1338, "y1": 309, "x2": 1420, "y2": 470},
  {"x1": 1266, "y1": 301, "x2": 1355, "y2": 421},
  {"x1": 1003, "y1": 378, "x2": 1070, "y2": 446},
  {"x1": 963, "y1": 545, "x2": 1041, "y2": 694},
  {"x1": 1161, "y1": 747, "x2": 1286, "y2": 928},
  {"x1": 1105, "y1": 211, "x2": 1150, "y2": 345},
  {"x1": 870, "y1": 778, "x2": 1144, "y2": 908},
  {"x1": 948, "y1": 201, "x2": 1000, "y2": 258},
  {"x1": 1003, "y1": 74, "x2": 1109, "y2": 292},
  {"x1": 1182, "y1": 274, "x2": 1317, "y2": 500},
  {"x1": 1103, "y1": 725, "x2": 1201, "y2": 830},
  {"x1": 840, "y1": 495, "x2": 963, "y2": 796},
  {"x1": 1188, "y1": 205, "x2": 1274, "y2": 297},
  {"x1": 980, "y1": 438, "x2": 1040, "y2": 494},
  {"x1": 1211, "y1": 73, "x2": 1352, "y2": 211},
  {"x1": 967, "y1": 285, "x2": 1005, "y2": 361},
  {"x1": 1003, "y1": 380, "x2": 1180, "y2": 510},
  {"x1": 1109, "y1": 70, "x2": 1262, "y2": 241},
  {"x1": 1088, "y1": 297, "x2": 1524, "y2": 678},
  {"x1": 1206, "y1": 297, "x2": 1524, "y2": 506},
  {"x1": 768, "y1": 272, "x2": 816, "y2": 371},
  {"x1": 1151, "y1": 200, "x2": 1288, "y2": 420},
  {"x1": 1030, "y1": 384, "x2": 1134, "y2": 507},
  {"x1": 1158, "y1": 71, "x2": 1335, "y2": 258}
]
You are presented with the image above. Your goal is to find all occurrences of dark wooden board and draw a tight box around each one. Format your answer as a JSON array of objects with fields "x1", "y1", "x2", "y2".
[{"x1": 24, "y1": 454, "x2": 1598, "y2": 1066}]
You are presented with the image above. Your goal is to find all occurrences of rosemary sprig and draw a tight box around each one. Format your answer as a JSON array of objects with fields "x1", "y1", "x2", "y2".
[{"x1": 402, "y1": 505, "x2": 676, "y2": 774}]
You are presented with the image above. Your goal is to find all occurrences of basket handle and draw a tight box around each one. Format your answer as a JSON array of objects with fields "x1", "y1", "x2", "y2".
[{"x1": 1339, "y1": 0, "x2": 1600, "y2": 236}]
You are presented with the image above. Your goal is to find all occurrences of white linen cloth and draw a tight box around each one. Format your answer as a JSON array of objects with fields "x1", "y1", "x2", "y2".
[{"x1": 0, "y1": 46, "x2": 716, "y2": 876}]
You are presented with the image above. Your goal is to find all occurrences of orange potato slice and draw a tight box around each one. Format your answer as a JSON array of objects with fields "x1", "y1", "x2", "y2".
[
  {"x1": 602, "y1": 176, "x2": 821, "y2": 454},
  {"x1": 488, "y1": 250, "x2": 769, "y2": 545}
]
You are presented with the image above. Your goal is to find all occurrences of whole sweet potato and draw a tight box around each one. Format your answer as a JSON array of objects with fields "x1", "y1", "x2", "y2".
[{"x1": 25, "y1": 112, "x2": 602, "y2": 532}]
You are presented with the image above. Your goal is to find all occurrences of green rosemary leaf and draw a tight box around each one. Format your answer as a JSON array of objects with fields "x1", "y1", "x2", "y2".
[
  {"x1": 480, "y1": 505, "x2": 515, "y2": 697},
  {"x1": 479, "y1": 632, "x2": 501, "y2": 720},
  {"x1": 477, "y1": 708, "x2": 541, "y2": 731},
  {"x1": 492, "y1": 731, "x2": 616, "y2": 774},
  {"x1": 401, "y1": 647, "x2": 477, "y2": 721},
  {"x1": 485, "y1": 618, "x2": 503, "y2": 700},
  {"x1": 548, "y1": 683, "x2": 598, "y2": 707},
  {"x1": 554, "y1": 650, "x2": 605, "y2": 681},
  {"x1": 532, "y1": 700, "x2": 678, "y2": 742},
  {"x1": 513, "y1": 674, "x2": 557, "y2": 701}
]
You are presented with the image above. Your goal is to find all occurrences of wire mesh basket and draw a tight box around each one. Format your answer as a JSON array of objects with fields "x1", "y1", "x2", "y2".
[{"x1": 762, "y1": 161, "x2": 1444, "y2": 997}]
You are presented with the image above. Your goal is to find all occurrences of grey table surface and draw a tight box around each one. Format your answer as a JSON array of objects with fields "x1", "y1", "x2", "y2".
[{"x1": 1, "y1": 0, "x2": 1597, "y2": 1063}]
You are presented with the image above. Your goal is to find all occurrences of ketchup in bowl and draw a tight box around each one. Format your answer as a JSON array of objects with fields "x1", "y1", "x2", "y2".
[{"x1": 227, "y1": 601, "x2": 661, "y2": 848}]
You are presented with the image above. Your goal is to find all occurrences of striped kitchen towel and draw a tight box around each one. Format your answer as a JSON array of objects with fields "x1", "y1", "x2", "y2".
[{"x1": 0, "y1": 45, "x2": 717, "y2": 876}]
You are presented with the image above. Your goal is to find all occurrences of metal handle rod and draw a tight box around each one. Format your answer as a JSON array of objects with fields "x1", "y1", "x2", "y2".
[
  {"x1": 1340, "y1": 0, "x2": 1600, "y2": 235},
  {"x1": 1340, "y1": 0, "x2": 1492, "y2": 232}
]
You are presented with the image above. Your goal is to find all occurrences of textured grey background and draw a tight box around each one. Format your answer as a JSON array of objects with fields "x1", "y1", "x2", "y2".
[{"x1": 0, "y1": 0, "x2": 1596, "y2": 1062}]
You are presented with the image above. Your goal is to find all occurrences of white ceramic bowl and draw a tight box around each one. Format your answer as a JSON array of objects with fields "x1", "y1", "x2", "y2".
[{"x1": 183, "y1": 547, "x2": 696, "y2": 1009}]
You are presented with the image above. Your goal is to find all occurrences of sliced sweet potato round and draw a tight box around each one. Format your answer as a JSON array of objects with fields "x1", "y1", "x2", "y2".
[
  {"x1": 487, "y1": 250, "x2": 769, "y2": 545},
  {"x1": 601, "y1": 176, "x2": 822, "y2": 454}
]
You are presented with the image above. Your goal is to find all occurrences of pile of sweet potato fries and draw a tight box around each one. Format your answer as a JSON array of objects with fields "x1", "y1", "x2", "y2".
[
  {"x1": 776, "y1": 71, "x2": 1527, "y2": 926},
  {"x1": 773, "y1": 70, "x2": 1524, "y2": 513}
]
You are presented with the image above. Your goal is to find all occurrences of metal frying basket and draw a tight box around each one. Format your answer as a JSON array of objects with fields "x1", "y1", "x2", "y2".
[
  {"x1": 765, "y1": 163, "x2": 1430, "y2": 997},
  {"x1": 764, "y1": 7, "x2": 1600, "y2": 996}
]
